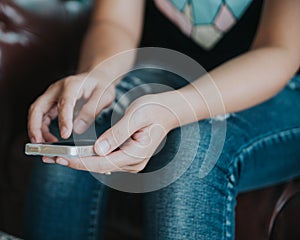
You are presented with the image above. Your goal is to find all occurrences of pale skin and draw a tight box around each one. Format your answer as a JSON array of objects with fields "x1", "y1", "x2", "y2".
[{"x1": 28, "y1": 0, "x2": 300, "y2": 173}]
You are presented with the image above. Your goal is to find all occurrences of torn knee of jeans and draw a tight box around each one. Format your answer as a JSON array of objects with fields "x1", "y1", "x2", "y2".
[
  {"x1": 287, "y1": 81, "x2": 300, "y2": 91},
  {"x1": 287, "y1": 75, "x2": 300, "y2": 91},
  {"x1": 210, "y1": 113, "x2": 231, "y2": 122}
]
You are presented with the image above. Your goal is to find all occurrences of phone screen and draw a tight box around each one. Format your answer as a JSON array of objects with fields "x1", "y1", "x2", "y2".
[{"x1": 50, "y1": 140, "x2": 95, "y2": 146}]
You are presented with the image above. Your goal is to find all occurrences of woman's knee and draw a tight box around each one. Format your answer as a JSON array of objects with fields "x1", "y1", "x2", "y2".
[{"x1": 28, "y1": 161, "x2": 99, "y2": 200}]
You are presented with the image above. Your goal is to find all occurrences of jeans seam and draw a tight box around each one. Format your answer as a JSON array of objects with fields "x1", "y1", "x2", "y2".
[{"x1": 224, "y1": 168, "x2": 236, "y2": 240}]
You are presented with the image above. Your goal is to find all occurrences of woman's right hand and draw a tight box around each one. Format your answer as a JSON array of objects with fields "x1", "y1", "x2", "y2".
[{"x1": 28, "y1": 71, "x2": 115, "y2": 143}]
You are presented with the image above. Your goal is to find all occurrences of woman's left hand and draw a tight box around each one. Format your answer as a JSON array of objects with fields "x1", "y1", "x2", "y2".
[{"x1": 55, "y1": 93, "x2": 181, "y2": 173}]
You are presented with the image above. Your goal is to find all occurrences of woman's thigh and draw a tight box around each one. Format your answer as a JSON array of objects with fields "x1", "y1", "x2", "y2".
[
  {"x1": 144, "y1": 75, "x2": 300, "y2": 239},
  {"x1": 229, "y1": 75, "x2": 300, "y2": 192}
]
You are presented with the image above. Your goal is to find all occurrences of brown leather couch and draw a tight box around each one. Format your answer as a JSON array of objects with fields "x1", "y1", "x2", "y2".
[
  {"x1": 0, "y1": 0, "x2": 92, "y2": 236},
  {"x1": 0, "y1": 1, "x2": 299, "y2": 239}
]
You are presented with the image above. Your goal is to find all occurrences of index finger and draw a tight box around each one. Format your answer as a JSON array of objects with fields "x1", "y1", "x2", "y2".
[
  {"x1": 57, "y1": 79, "x2": 83, "y2": 139},
  {"x1": 28, "y1": 87, "x2": 60, "y2": 143}
]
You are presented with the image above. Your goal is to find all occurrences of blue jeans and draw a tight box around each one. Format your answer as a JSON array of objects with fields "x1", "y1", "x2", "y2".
[{"x1": 24, "y1": 69, "x2": 300, "y2": 240}]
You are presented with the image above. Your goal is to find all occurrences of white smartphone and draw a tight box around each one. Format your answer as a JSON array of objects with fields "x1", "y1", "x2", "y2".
[{"x1": 25, "y1": 140, "x2": 96, "y2": 157}]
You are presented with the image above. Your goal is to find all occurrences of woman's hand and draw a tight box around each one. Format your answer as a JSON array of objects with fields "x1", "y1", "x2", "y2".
[
  {"x1": 56, "y1": 93, "x2": 182, "y2": 173},
  {"x1": 28, "y1": 71, "x2": 116, "y2": 143}
]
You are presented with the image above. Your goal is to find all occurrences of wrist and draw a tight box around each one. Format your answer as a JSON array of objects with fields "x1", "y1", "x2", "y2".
[
  {"x1": 154, "y1": 91, "x2": 193, "y2": 130},
  {"x1": 157, "y1": 87, "x2": 209, "y2": 128},
  {"x1": 79, "y1": 54, "x2": 134, "y2": 87}
]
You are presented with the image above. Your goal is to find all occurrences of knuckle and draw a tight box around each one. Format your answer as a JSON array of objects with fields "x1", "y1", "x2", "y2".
[
  {"x1": 58, "y1": 97, "x2": 72, "y2": 110},
  {"x1": 61, "y1": 77, "x2": 78, "y2": 94},
  {"x1": 44, "y1": 83, "x2": 55, "y2": 93},
  {"x1": 29, "y1": 103, "x2": 36, "y2": 114},
  {"x1": 133, "y1": 165, "x2": 145, "y2": 173},
  {"x1": 108, "y1": 86, "x2": 116, "y2": 98},
  {"x1": 79, "y1": 107, "x2": 94, "y2": 120},
  {"x1": 87, "y1": 99, "x2": 101, "y2": 114},
  {"x1": 29, "y1": 97, "x2": 44, "y2": 113},
  {"x1": 107, "y1": 91, "x2": 115, "y2": 103},
  {"x1": 47, "y1": 82, "x2": 58, "y2": 91},
  {"x1": 63, "y1": 76, "x2": 74, "y2": 87},
  {"x1": 135, "y1": 161, "x2": 147, "y2": 173}
]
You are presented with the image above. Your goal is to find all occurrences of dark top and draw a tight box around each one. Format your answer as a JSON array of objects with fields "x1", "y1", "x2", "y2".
[{"x1": 140, "y1": 0, "x2": 263, "y2": 71}]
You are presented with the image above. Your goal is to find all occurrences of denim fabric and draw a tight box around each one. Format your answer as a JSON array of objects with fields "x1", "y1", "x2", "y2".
[{"x1": 24, "y1": 70, "x2": 300, "y2": 240}]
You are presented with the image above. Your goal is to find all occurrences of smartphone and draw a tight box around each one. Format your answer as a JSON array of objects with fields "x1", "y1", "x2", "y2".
[{"x1": 25, "y1": 140, "x2": 96, "y2": 157}]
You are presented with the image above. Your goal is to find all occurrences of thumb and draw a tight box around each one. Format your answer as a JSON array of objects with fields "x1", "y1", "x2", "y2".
[{"x1": 94, "y1": 111, "x2": 148, "y2": 156}]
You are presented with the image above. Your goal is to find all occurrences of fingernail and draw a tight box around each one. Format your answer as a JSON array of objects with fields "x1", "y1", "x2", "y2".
[
  {"x1": 61, "y1": 127, "x2": 69, "y2": 138},
  {"x1": 43, "y1": 157, "x2": 55, "y2": 164},
  {"x1": 97, "y1": 140, "x2": 110, "y2": 155},
  {"x1": 74, "y1": 119, "x2": 87, "y2": 134},
  {"x1": 56, "y1": 158, "x2": 69, "y2": 166}
]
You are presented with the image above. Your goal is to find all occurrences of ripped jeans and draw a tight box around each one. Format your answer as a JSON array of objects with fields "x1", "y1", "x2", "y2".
[{"x1": 24, "y1": 69, "x2": 300, "y2": 240}]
